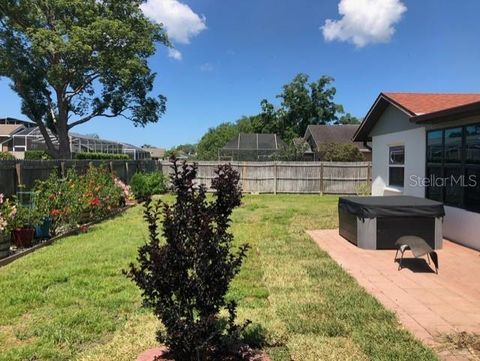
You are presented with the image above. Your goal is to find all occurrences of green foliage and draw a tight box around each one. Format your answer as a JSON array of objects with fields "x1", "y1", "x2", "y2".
[
  {"x1": 318, "y1": 143, "x2": 365, "y2": 162},
  {"x1": 129, "y1": 172, "x2": 167, "y2": 200},
  {"x1": 0, "y1": 152, "x2": 15, "y2": 160},
  {"x1": 75, "y1": 152, "x2": 129, "y2": 160},
  {"x1": 0, "y1": 194, "x2": 17, "y2": 233},
  {"x1": 24, "y1": 150, "x2": 52, "y2": 160},
  {"x1": 338, "y1": 113, "x2": 362, "y2": 124},
  {"x1": 258, "y1": 74, "x2": 344, "y2": 141},
  {"x1": 10, "y1": 202, "x2": 42, "y2": 229},
  {"x1": 196, "y1": 116, "x2": 257, "y2": 160},
  {"x1": 165, "y1": 143, "x2": 197, "y2": 159},
  {"x1": 0, "y1": 0, "x2": 169, "y2": 158},
  {"x1": 126, "y1": 162, "x2": 250, "y2": 360},
  {"x1": 273, "y1": 139, "x2": 311, "y2": 161}
]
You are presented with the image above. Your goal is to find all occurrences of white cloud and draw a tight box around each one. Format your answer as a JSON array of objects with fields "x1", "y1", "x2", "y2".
[
  {"x1": 321, "y1": 0, "x2": 407, "y2": 47},
  {"x1": 141, "y1": 0, "x2": 207, "y2": 44},
  {"x1": 168, "y1": 48, "x2": 182, "y2": 60},
  {"x1": 200, "y1": 62, "x2": 213, "y2": 72}
]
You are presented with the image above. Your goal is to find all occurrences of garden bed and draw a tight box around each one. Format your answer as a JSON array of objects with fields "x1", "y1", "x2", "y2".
[{"x1": 0, "y1": 205, "x2": 132, "y2": 268}]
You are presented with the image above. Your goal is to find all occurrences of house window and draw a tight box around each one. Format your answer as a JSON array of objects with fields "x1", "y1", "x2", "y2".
[
  {"x1": 389, "y1": 145, "x2": 404, "y2": 187},
  {"x1": 426, "y1": 123, "x2": 480, "y2": 212}
]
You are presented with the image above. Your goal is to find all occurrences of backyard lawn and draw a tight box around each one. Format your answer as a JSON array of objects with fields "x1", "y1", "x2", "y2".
[{"x1": 0, "y1": 195, "x2": 437, "y2": 361}]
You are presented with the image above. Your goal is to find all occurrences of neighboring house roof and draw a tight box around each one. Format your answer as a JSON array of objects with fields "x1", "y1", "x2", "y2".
[
  {"x1": 0, "y1": 117, "x2": 35, "y2": 127},
  {"x1": 143, "y1": 147, "x2": 166, "y2": 158},
  {"x1": 222, "y1": 133, "x2": 285, "y2": 150},
  {"x1": 354, "y1": 92, "x2": 480, "y2": 142},
  {"x1": 304, "y1": 125, "x2": 370, "y2": 152},
  {"x1": 0, "y1": 124, "x2": 24, "y2": 136}
]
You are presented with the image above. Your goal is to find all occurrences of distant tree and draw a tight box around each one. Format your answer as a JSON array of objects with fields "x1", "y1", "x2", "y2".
[
  {"x1": 337, "y1": 113, "x2": 362, "y2": 124},
  {"x1": 0, "y1": 1, "x2": 169, "y2": 159},
  {"x1": 318, "y1": 143, "x2": 365, "y2": 162},
  {"x1": 259, "y1": 74, "x2": 344, "y2": 141},
  {"x1": 196, "y1": 116, "x2": 257, "y2": 160},
  {"x1": 166, "y1": 143, "x2": 197, "y2": 159}
]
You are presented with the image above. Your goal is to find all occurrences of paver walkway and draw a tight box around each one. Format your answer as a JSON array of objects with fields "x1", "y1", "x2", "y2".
[{"x1": 308, "y1": 229, "x2": 480, "y2": 361}]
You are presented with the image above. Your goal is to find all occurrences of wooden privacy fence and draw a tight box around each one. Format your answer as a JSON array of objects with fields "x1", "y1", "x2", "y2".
[
  {"x1": 0, "y1": 160, "x2": 371, "y2": 197},
  {"x1": 159, "y1": 161, "x2": 372, "y2": 194},
  {"x1": 0, "y1": 159, "x2": 160, "y2": 198}
]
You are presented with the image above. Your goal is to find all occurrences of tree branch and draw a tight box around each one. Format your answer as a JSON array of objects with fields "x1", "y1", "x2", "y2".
[{"x1": 67, "y1": 109, "x2": 130, "y2": 129}]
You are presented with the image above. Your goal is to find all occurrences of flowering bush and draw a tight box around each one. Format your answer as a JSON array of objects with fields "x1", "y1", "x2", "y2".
[
  {"x1": 0, "y1": 193, "x2": 17, "y2": 233},
  {"x1": 78, "y1": 166, "x2": 123, "y2": 221},
  {"x1": 34, "y1": 165, "x2": 125, "y2": 234},
  {"x1": 34, "y1": 170, "x2": 83, "y2": 234}
]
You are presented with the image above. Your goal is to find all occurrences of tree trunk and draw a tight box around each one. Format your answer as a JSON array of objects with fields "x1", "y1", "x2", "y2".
[{"x1": 56, "y1": 123, "x2": 71, "y2": 160}]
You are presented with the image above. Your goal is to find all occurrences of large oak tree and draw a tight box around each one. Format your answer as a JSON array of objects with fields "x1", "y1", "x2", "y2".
[{"x1": 0, "y1": 0, "x2": 168, "y2": 158}]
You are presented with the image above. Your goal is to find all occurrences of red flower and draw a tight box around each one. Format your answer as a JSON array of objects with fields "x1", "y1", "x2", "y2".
[
  {"x1": 50, "y1": 209, "x2": 61, "y2": 217},
  {"x1": 90, "y1": 197, "x2": 100, "y2": 206}
]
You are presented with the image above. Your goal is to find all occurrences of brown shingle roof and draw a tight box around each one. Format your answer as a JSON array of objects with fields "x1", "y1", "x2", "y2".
[
  {"x1": 305, "y1": 125, "x2": 369, "y2": 151},
  {"x1": 0, "y1": 124, "x2": 24, "y2": 136}
]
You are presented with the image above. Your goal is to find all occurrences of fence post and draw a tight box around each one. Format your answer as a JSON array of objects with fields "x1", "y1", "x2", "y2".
[
  {"x1": 273, "y1": 162, "x2": 277, "y2": 195},
  {"x1": 60, "y1": 161, "x2": 65, "y2": 178},
  {"x1": 15, "y1": 162, "x2": 23, "y2": 187},
  {"x1": 319, "y1": 162, "x2": 324, "y2": 195}
]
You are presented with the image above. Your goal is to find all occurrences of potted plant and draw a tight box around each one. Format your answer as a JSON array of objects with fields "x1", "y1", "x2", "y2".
[
  {"x1": 0, "y1": 193, "x2": 16, "y2": 259},
  {"x1": 11, "y1": 203, "x2": 41, "y2": 248}
]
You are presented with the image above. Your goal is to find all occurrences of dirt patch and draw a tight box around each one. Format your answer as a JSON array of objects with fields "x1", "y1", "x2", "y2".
[{"x1": 438, "y1": 332, "x2": 480, "y2": 359}]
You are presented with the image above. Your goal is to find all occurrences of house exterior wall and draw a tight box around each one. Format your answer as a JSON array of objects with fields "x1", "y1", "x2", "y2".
[
  {"x1": 369, "y1": 104, "x2": 480, "y2": 250},
  {"x1": 370, "y1": 105, "x2": 426, "y2": 197}
]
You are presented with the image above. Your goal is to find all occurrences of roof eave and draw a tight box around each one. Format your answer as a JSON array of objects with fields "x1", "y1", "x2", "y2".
[{"x1": 412, "y1": 101, "x2": 480, "y2": 124}]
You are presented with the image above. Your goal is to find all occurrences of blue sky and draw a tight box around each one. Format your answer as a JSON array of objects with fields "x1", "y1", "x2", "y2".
[{"x1": 1, "y1": 0, "x2": 480, "y2": 148}]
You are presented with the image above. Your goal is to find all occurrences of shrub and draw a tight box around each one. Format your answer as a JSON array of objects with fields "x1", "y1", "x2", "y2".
[
  {"x1": 0, "y1": 152, "x2": 15, "y2": 160},
  {"x1": 318, "y1": 142, "x2": 365, "y2": 162},
  {"x1": 129, "y1": 171, "x2": 167, "y2": 200},
  {"x1": 78, "y1": 165, "x2": 124, "y2": 221},
  {"x1": 126, "y1": 161, "x2": 251, "y2": 360},
  {"x1": 34, "y1": 170, "x2": 84, "y2": 233},
  {"x1": 75, "y1": 152, "x2": 129, "y2": 160},
  {"x1": 24, "y1": 150, "x2": 52, "y2": 160}
]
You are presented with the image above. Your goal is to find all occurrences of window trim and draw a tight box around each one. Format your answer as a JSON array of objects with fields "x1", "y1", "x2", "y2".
[{"x1": 388, "y1": 145, "x2": 405, "y2": 187}]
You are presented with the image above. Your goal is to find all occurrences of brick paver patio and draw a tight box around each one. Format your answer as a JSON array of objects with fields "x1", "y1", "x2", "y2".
[{"x1": 308, "y1": 229, "x2": 480, "y2": 361}]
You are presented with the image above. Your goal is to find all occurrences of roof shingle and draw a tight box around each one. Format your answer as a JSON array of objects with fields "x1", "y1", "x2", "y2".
[{"x1": 384, "y1": 92, "x2": 480, "y2": 116}]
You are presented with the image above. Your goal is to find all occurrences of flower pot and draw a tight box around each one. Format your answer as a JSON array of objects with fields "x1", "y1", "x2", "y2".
[
  {"x1": 34, "y1": 217, "x2": 52, "y2": 239},
  {"x1": 0, "y1": 232, "x2": 10, "y2": 259},
  {"x1": 13, "y1": 228, "x2": 35, "y2": 248}
]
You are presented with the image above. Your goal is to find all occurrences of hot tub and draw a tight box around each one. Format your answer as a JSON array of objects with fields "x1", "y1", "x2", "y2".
[{"x1": 338, "y1": 196, "x2": 445, "y2": 250}]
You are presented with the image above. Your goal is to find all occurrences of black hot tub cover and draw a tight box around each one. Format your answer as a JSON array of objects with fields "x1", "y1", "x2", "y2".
[{"x1": 339, "y1": 196, "x2": 445, "y2": 219}]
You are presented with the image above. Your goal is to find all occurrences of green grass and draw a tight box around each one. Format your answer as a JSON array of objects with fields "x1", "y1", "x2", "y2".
[{"x1": 0, "y1": 195, "x2": 438, "y2": 361}]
